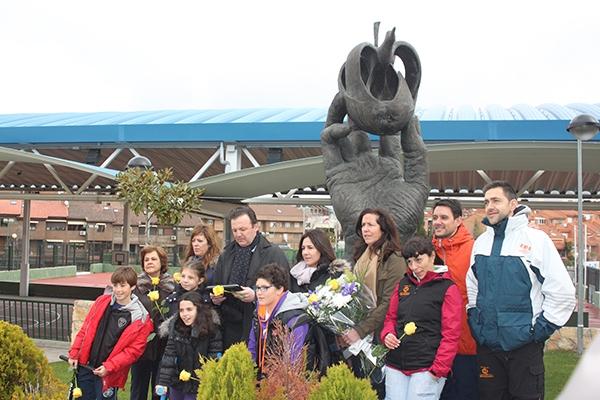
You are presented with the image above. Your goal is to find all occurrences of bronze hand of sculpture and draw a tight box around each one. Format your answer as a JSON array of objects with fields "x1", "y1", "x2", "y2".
[{"x1": 321, "y1": 28, "x2": 429, "y2": 253}]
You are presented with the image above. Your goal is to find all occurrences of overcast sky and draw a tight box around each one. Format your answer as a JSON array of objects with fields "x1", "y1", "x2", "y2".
[{"x1": 1, "y1": 0, "x2": 598, "y2": 114}]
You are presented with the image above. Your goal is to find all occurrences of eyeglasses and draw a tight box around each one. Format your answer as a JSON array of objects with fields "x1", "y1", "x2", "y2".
[{"x1": 255, "y1": 285, "x2": 273, "y2": 292}]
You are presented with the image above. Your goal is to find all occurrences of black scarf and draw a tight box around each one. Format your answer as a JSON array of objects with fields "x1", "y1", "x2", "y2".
[{"x1": 229, "y1": 233, "x2": 261, "y2": 285}]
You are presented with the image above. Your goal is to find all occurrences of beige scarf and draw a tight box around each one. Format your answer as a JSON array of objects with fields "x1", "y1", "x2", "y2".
[{"x1": 354, "y1": 247, "x2": 379, "y2": 303}]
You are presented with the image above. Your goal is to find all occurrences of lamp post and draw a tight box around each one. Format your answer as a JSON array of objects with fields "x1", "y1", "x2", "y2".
[
  {"x1": 566, "y1": 113, "x2": 600, "y2": 355},
  {"x1": 10, "y1": 233, "x2": 17, "y2": 270}
]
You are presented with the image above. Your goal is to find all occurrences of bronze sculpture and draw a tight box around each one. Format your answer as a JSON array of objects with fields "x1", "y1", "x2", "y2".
[{"x1": 321, "y1": 26, "x2": 429, "y2": 253}]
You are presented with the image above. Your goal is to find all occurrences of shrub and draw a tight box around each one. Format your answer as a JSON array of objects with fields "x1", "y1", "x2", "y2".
[
  {"x1": 0, "y1": 321, "x2": 67, "y2": 400},
  {"x1": 196, "y1": 342, "x2": 256, "y2": 400},
  {"x1": 308, "y1": 363, "x2": 377, "y2": 400},
  {"x1": 256, "y1": 321, "x2": 317, "y2": 400}
]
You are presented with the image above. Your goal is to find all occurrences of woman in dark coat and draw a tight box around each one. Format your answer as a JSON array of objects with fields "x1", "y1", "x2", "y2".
[
  {"x1": 130, "y1": 245, "x2": 175, "y2": 400},
  {"x1": 290, "y1": 229, "x2": 349, "y2": 293}
]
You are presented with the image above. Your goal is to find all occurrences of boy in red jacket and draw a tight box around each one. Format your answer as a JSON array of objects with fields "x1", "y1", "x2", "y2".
[{"x1": 68, "y1": 266, "x2": 154, "y2": 400}]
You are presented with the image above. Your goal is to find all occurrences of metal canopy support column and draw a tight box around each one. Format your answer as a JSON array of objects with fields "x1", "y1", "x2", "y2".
[
  {"x1": 189, "y1": 147, "x2": 221, "y2": 182},
  {"x1": 0, "y1": 161, "x2": 15, "y2": 179},
  {"x1": 31, "y1": 149, "x2": 73, "y2": 194},
  {"x1": 476, "y1": 170, "x2": 493, "y2": 185},
  {"x1": 517, "y1": 170, "x2": 545, "y2": 197},
  {"x1": 224, "y1": 144, "x2": 242, "y2": 173},
  {"x1": 19, "y1": 199, "x2": 31, "y2": 297},
  {"x1": 76, "y1": 148, "x2": 123, "y2": 194}
]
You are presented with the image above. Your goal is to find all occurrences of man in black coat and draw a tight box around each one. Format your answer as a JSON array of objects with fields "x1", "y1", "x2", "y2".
[{"x1": 212, "y1": 206, "x2": 289, "y2": 349}]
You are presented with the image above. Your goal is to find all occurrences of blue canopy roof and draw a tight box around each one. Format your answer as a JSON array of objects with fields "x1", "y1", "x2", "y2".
[{"x1": 0, "y1": 103, "x2": 598, "y2": 145}]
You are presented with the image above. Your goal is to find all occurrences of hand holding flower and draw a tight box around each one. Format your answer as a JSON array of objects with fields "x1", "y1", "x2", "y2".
[
  {"x1": 384, "y1": 322, "x2": 417, "y2": 350},
  {"x1": 212, "y1": 285, "x2": 225, "y2": 297}
]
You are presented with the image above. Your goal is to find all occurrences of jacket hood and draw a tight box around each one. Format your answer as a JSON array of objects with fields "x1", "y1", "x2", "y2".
[
  {"x1": 111, "y1": 293, "x2": 149, "y2": 323},
  {"x1": 406, "y1": 270, "x2": 450, "y2": 286},
  {"x1": 274, "y1": 291, "x2": 308, "y2": 317},
  {"x1": 482, "y1": 205, "x2": 531, "y2": 228}
]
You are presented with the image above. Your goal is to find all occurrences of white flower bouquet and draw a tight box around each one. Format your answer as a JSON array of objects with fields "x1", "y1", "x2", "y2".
[{"x1": 305, "y1": 270, "x2": 388, "y2": 376}]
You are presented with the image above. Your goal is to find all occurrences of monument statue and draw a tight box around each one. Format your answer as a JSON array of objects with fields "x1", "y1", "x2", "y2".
[{"x1": 321, "y1": 26, "x2": 429, "y2": 253}]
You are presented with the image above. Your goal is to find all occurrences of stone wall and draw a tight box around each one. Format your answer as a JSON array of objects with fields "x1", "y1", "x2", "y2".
[
  {"x1": 546, "y1": 327, "x2": 598, "y2": 352},
  {"x1": 70, "y1": 299, "x2": 94, "y2": 344}
]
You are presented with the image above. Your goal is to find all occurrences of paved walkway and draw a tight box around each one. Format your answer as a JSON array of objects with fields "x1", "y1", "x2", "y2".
[
  {"x1": 32, "y1": 272, "x2": 113, "y2": 288},
  {"x1": 34, "y1": 338, "x2": 70, "y2": 363}
]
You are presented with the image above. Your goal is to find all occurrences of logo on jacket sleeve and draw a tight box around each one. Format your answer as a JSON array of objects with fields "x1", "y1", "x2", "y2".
[{"x1": 518, "y1": 243, "x2": 532, "y2": 253}]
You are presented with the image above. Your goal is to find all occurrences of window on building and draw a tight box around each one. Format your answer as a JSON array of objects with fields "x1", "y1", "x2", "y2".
[
  {"x1": 46, "y1": 222, "x2": 67, "y2": 231},
  {"x1": 96, "y1": 224, "x2": 106, "y2": 232},
  {"x1": 534, "y1": 217, "x2": 546, "y2": 225},
  {"x1": 284, "y1": 222, "x2": 291, "y2": 228},
  {"x1": 1, "y1": 218, "x2": 15, "y2": 227}
]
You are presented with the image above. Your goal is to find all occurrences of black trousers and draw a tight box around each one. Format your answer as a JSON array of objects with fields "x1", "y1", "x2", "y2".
[
  {"x1": 440, "y1": 354, "x2": 480, "y2": 400},
  {"x1": 477, "y1": 342, "x2": 545, "y2": 400}
]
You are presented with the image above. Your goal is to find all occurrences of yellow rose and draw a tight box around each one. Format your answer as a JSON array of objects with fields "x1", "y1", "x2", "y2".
[
  {"x1": 151, "y1": 277, "x2": 160, "y2": 286},
  {"x1": 308, "y1": 294, "x2": 319, "y2": 304},
  {"x1": 328, "y1": 279, "x2": 340, "y2": 291},
  {"x1": 404, "y1": 322, "x2": 417, "y2": 336},
  {"x1": 212, "y1": 285, "x2": 225, "y2": 296},
  {"x1": 148, "y1": 290, "x2": 160, "y2": 302},
  {"x1": 179, "y1": 369, "x2": 192, "y2": 382},
  {"x1": 173, "y1": 272, "x2": 182, "y2": 283},
  {"x1": 72, "y1": 387, "x2": 83, "y2": 398}
]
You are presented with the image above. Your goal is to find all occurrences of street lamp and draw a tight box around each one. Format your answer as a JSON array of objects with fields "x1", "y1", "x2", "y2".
[
  {"x1": 566, "y1": 113, "x2": 600, "y2": 355},
  {"x1": 8, "y1": 233, "x2": 17, "y2": 270}
]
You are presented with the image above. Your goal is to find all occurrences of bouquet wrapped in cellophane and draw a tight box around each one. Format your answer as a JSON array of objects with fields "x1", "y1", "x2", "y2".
[{"x1": 304, "y1": 270, "x2": 388, "y2": 376}]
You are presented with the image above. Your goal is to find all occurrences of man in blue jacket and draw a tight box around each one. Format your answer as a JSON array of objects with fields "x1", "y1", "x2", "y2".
[{"x1": 466, "y1": 181, "x2": 575, "y2": 399}]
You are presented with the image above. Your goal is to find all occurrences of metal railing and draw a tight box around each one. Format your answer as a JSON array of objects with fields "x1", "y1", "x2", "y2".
[{"x1": 0, "y1": 296, "x2": 73, "y2": 341}]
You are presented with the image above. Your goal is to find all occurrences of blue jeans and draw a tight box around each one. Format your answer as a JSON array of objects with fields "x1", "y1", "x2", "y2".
[
  {"x1": 76, "y1": 368, "x2": 118, "y2": 400},
  {"x1": 385, "y1": 368, "x2": 446, "y2": 400}
]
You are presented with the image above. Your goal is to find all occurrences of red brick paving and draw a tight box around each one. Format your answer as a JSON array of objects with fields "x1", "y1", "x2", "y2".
[{"x1": 32, "y1": 273, "x2": 113, "y2": 289}]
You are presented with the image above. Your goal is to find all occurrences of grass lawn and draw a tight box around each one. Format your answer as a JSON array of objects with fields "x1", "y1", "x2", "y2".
[
  {"x1": 545, "y1": 350, "x2": 580, "y2": 400},
  {"x1": 49, "y1": 350, "x2": 580, "y2": 400}
]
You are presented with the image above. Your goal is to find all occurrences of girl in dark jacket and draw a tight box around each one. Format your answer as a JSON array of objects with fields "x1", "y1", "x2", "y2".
[
  {"x1": 164, "y1": 259, "x2": 208, "y2": 317},
  {"x1": 156, "y1": 291, "x2": 222, "y2": 400}
]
